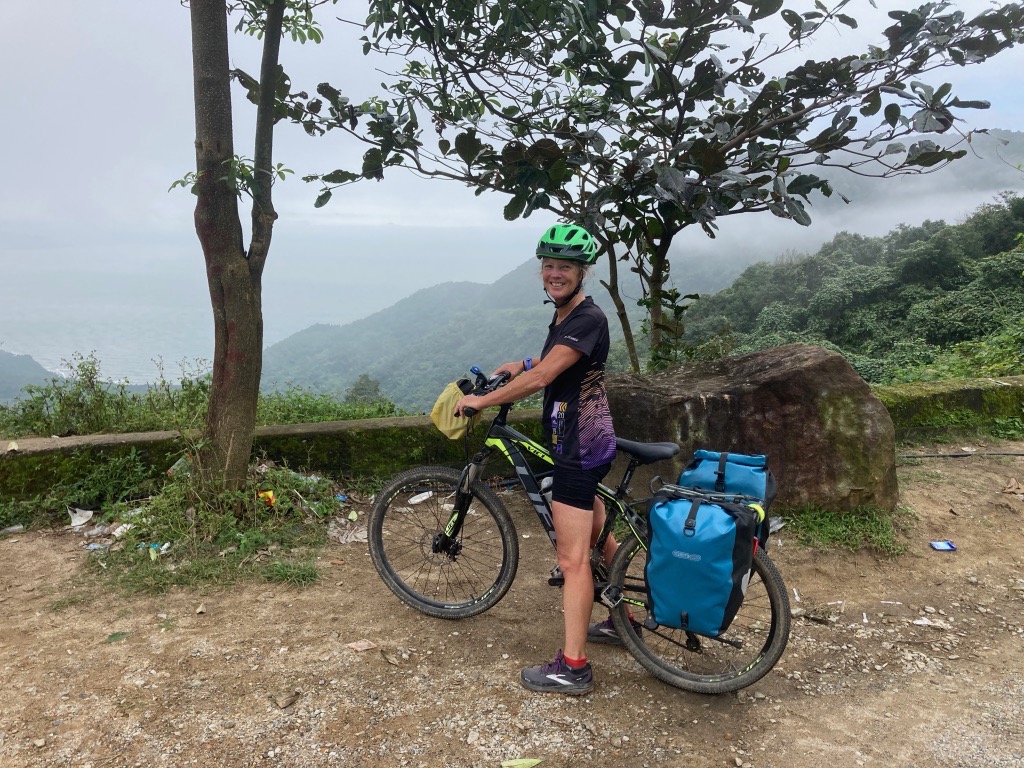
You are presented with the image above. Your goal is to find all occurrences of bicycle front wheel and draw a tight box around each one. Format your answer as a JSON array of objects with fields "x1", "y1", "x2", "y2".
[
  {"x1": 607, "y1": 534, "x2": 791, "y2": 694},
  {"x1": 367, "y1": 466, "x2": 520, "y2": 619}
]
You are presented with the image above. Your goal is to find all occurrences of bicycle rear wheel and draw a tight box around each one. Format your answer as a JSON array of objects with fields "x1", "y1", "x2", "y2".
[
  {"x1": 367, "y1": 466, "x2": 519, "y2": 619},
  {"x1": 607, "y1": 534, "x2": 790, "y2": 694}
]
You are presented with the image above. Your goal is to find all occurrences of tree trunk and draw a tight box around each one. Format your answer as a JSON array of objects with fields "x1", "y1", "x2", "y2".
[
  {"x1": 597, "y1": 241, "x2": 641, "y2": 373},
  {"x1": 189, "y1": 0, "x2": 281, "y2": 490},
  {"x1": 647, "y1": 241, "x2": 670, "y2": 356}
]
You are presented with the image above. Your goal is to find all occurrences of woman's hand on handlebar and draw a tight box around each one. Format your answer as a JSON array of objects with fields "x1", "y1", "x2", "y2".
[
  {"x1": 493, "y1": 360, "x2": 527, "y2": 379},
  {"x1": 454, "y1": 394, "x2": 486, "y2": 418}
]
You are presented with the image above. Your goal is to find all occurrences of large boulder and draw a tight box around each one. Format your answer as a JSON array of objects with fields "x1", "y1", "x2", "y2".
[{"x1": 606, "y1": 344, "x2": 898, "y2": 512}]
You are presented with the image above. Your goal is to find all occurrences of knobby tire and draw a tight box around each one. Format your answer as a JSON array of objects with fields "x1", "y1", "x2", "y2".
[
  {"x1": 367, "y1": 466, "x2": 520, "y2": 619},
  {"x1": 608, "y1": 534, "x2": 791, "y2": 694}
]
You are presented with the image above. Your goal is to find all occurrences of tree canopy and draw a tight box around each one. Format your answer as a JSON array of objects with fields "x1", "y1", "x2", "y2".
[{"x1": 282, "y1": 0, "x2": 1024, "y2": 370}]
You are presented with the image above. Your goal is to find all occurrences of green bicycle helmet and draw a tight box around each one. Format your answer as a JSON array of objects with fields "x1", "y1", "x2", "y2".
[{"x1": 535, "y1": 223, "x2": 598, "y2": 265}]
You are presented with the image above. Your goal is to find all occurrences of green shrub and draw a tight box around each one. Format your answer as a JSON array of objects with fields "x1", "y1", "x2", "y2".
[
  {"x1": 257, "y1": 386, "x2": 406, "y2": 423},
  {"x1": 0, "y1": 354, "x2": 209, "y2": 438}
]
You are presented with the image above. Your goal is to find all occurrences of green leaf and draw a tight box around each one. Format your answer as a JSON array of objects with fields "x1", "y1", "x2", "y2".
[
  {"x1": 503, "y1": 195, "x2": 528, "y2": 221},
  {"x1": 106, "y1": 632, "x2": 131, "y2": 644},
  {"x1": 322, "y1": 170, "x2": 359, "y2": 184},
  {"x1": 785, "y1": 197, "x2": 812, "y2": 226},
  {"x1": 787, "y1": 173, "x2": 825, "y2": 198},
  {"x1": 501, "y1": 760, "x2": 543, "y2": 768},
  {"x1": 438, "y1": 138, "x2": 451, "y2": 155},
  {"x1": 361, "y1": 148, "x2": 384, "y2": 180},
  {"x1": 884, "y1": 103, "x2": 901, "y2": 127},
  {"x1": 749, "y1": 0, "x2": 784, "y2": 21},
  {"x1": 314, "y1": 189, "x2": 332, "y2": 208},
  {"x1": 781, "y1": 9, "x2": 802, "y2": 30},
  {"x1": 454, "y1": 131, "x2": 484, "y2": 164},
  {"x1": 860, "y1": 90, "x2": 882, "y2": 117},
  {"x1": 949, "y1": 98, "x2": 990, "y2": 110}
]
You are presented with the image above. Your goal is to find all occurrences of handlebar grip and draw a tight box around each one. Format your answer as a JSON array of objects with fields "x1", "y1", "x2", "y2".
[{"x1": 462, "y1": 406, "x2": 478, "y2": 417}]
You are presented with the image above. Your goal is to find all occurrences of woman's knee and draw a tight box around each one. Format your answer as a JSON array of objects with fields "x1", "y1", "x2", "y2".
[{"x1": 555, "y1": 544, "x2": 590, "y2": 577}]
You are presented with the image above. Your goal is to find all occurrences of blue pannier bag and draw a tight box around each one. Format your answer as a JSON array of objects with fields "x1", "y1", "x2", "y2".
[
  {"x1": 677, "y1": 449, "x2": 777, "y2": 507},
  {"x1": 677, "y1": 449, "x2": 776, "y2": 547},
  {"x1": 645, "y1": 489, "x2": 761, "y2": 637}
]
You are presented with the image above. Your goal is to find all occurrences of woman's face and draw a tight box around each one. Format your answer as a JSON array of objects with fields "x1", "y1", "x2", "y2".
[{"x1": 541, "y1": 258, "x2": 582, "y2": 303}]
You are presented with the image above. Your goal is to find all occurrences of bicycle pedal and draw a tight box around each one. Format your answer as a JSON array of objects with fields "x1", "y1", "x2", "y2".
[{"x1": 548, "y1": 565, "x2": 564, "y2": 587}]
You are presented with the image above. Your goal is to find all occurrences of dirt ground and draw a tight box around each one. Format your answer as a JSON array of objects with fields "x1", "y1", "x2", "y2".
[{"x1": 2, "y1": 440, "x2": 1023, "y2": 768}]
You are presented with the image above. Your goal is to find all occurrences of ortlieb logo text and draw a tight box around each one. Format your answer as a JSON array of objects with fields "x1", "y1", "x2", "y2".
[{"x1": 671, "y1": 550, "x2": 701, "y2": 561}]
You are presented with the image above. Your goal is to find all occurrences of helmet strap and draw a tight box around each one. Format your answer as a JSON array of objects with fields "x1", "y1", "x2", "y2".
[{"x1": 543, "y1": 281, "x2": 584, "y2": 309}]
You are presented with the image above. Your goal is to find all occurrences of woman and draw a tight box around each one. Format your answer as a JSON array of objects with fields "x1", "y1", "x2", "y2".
[{"x1": 455, "y1": 222, "x2": 618, "y2": 696}]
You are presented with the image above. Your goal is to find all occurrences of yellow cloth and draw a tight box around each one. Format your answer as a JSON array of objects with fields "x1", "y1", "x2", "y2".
[{"x1": 430, "y1": 380, "x2": 478, "y2": 439}]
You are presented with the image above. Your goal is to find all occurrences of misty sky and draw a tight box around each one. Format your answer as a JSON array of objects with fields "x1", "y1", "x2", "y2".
[{"x1": 1, "y1": 1, "x2": 1022, "y2": 380}]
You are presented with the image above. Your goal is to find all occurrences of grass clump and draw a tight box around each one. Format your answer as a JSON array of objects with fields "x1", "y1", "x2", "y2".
[
  {"x1": 48, "y1": 592, "x2": 91, "y2": 612},
  {"x1": 260, "y1": 560, "x2": 321, "y2": 586},
  {"x1": 784, "y1": 504, "x2": 909, "y2": 556},
  {"x1": 87, "y1": 459, "x2": 346, "y2": 595}
]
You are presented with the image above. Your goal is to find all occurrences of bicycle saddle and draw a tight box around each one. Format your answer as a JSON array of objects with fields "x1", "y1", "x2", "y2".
[{"x1": 615, "y1": 438, "x2": 680, "y2": 464}]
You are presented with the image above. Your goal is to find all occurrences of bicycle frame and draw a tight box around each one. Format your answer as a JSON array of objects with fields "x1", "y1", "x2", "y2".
[{"x1": 434, "y1": 401, "x2": 650, "y2": 561}]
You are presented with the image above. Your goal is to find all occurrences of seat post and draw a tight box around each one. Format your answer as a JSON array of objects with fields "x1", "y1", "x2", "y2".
[{"x1": 611, "y1": 457, "x2": 642, "y2": 499}]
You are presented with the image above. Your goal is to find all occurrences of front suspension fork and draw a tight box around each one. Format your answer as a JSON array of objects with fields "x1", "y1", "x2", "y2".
[{"x1": 431, "y1": 462, "x2": 483, "y2": 556}]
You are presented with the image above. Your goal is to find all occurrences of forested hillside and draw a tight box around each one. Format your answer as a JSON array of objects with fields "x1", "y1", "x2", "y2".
[{"x1": 684, "y1": 195, "x2": 1024, "y2": 383}]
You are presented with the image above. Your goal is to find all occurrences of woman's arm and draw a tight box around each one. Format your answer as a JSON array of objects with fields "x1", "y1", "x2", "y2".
[
  {"x1": 491, "y1": 359, "x2": 531, "y2": 379},
  {"x1": 455, "y1": 345, "x2": 582, "y2": 416}
]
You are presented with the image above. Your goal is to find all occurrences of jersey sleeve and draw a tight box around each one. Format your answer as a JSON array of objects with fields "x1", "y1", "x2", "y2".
[{"x1": 552, "y1": 307, "x2": 604, "y2": 358}]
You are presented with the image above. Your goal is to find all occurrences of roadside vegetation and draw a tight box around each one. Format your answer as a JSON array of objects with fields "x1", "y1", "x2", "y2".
[
  {"x1": 1, "y1": 440, "x2": 373, "y2": 595},
  {"x1": 0, "y1": 361, "x2": 395, "y2": 593},
  {"x1": 89, "y1": 459, "x2": 341, "y2": 594},
  {"x1": 681, "y1": 196, "x2": 1024, "y2": 386},
  {"x1": 0, "y1": 354, "x2": 406, "y2": 440}
]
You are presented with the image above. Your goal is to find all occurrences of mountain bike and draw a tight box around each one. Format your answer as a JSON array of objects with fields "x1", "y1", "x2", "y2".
[{"x1": 367, "y1": 368, "x2": 791, "y2": 694}]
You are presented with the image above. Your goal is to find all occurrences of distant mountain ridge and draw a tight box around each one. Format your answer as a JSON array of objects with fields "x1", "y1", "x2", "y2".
[
  {"x1": 262, "y1": 253, "x2": 730, "y2": 410},
  {"x1": 262, "y1": 259, "x2": 618, "y2": 410},
  {"x1": 0, "y1": 350, "x2": 51, "y2": 401}
]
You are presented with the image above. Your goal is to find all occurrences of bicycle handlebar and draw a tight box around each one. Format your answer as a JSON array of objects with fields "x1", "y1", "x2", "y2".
[{"x1": 460, "y1": 367, "x2": 512, "y2": 417}]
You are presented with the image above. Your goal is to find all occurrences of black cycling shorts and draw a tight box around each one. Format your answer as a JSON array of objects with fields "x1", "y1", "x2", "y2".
[{"x1": 551, "y1": 463, "x2": 612, "y2": 511}]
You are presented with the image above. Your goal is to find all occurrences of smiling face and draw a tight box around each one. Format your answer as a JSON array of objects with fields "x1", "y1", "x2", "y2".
[{"x1": 541, "y1": 257, "x2": 585, "y2": 304}]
